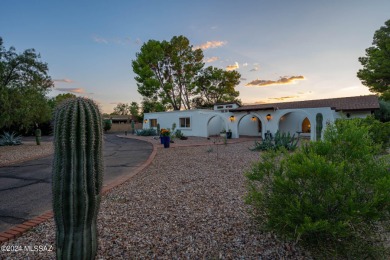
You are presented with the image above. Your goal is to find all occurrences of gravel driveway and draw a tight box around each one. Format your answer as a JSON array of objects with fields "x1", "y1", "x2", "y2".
[{"x1": 0, "y1": 139, "x2": 311, "y2": 259}]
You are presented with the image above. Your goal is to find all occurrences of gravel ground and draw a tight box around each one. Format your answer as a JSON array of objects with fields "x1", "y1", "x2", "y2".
[
  {"x1": 0, "y1": 140, "x2": 312, "y2": 259},
  {"x1": 0, "y1": 141, "x2": 53, "y2": 167}
]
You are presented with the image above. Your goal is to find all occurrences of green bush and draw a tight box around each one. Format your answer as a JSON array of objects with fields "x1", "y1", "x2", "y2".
[
  {"x1": 103, "y1": 119, "x2": 112, "y2": 132},
  {"x1": 0, "y1": 131, "x2": 22, "y2": 146},
  {"x1": 356, "y1": 116, "x2": 390, "y2": 151},
  {"x1": 135, "y1": 128, "x2": 157, "y2": 136},
  {"x1": 245, "y1": 119, "x2": 390, "y2": 258},
  {"x1": 374, "y1": 99, "x2": 390, "y2": 122},
  {"x1": 175, "y1": 129, "x2": 187, "y2": 140}
]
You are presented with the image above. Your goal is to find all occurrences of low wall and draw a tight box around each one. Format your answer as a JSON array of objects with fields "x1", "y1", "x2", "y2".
[{"x1": 107, "y1": 123, "x2": 143, "y2": 133}]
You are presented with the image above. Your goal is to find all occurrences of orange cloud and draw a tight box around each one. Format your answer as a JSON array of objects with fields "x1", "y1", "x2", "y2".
[
  {"x1": 226, "y1": 62, "x2": 239, "y2": 71},
  {"x1": 245, "y1": 75, "x2": 305, "y2": 87},
  {"x1": 204, "y1": 56, "x2": 219, "y2": 63},
  {"x1": 53, "y1": 78, "x2": 74, "y2": 83},
  {"x1": 193, "y1": 40, "x2": 226, "y2": 50},
  {"x1": 268, "y1": 96, "x2": 299, "y2": 101},
  {"x1": 55, "y1": 87, "x2": 87, "y2": 94}
]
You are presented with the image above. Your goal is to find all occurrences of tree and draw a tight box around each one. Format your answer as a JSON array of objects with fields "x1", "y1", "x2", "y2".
[
  {"x1": 112, "y1": 103, "x2": 130, "y2": 115},
  {"x1": 141, "y1": 97, "x2": 166, "y2": 113},
  {"x1": 374, "y1": 99, "x2": 390, "y2": 122},
  {"x1": 0, "y1": 37, "x2": 53, "y2": 131},
  {"x1": 132, "y1": 35, "x2": 204, "y2": 110},
  {"x1": 193, "y1": 66, "x2": 241, "y2": 107},
  {"x1": 129, "y1": 101, "x2": 140, "y2": 117},
  {"x1": 357, "y1": 19, "x2": 390, "y2": 100},
  {"x1": 54, "y1": 93, "x2": 76, "y2": 105}
]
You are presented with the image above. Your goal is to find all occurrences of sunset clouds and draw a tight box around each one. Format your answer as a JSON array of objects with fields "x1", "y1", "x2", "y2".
[
  {"x1": 246, "y1": 75, "x2": 305, "y2": 87},
  {"x1": 204, "y1": 56, "x2": 219, "y2": 63},
  {"x1": 53, "y1": 78, "x2": 74, "y2": 83},
  {"x1": 193, "y1": 40, "x2": 226, "y2": 50},
  {"x1": 55, "y1": 87, "x2": 92, "y2": 94},
  {"x1": 268, "y1": 96, "x2": 299, "y2": 101},
  {"x1": 226, "y1": 62, "x2": 239, "y2": 71}
]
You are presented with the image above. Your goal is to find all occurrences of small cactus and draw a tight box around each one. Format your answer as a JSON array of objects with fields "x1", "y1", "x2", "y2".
[
  {"x1": 316, "y1": 113, "x2": 323, "y2": 141},
  {"x1": 131, "y1": 120, "x2": 135, "y2": 134},
  {"x1": 52, "y1": 97, "x2": 104, "y2": 259},
  {"x1": 156, "y1": 123, "x2": 160, "y2": 136},
  {"x1": 35, "y1": 128, "x2": 41, "y2": 145}
]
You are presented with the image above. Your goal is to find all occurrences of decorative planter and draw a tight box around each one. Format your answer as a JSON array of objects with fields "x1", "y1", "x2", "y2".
[
  {"x1": 226, "y1": 132, "x2": 232, "y2": 139},
  {"x1": 162, "y1": 136, "x2": 170, "y2": 148}
]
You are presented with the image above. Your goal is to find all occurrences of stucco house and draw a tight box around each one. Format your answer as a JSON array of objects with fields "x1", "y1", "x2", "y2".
[{"x1": 142, "y1": 95, "x2": 379, "y2": 141}]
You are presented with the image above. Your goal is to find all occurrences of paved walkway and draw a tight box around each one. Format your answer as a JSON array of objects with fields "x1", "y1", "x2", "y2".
[{"x1": 0, "y1": 134, "x2": 153, "y2": 233}]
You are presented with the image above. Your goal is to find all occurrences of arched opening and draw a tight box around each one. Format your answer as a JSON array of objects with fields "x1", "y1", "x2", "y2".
[
  {"x1": 279, "y1": 111, "x2": 310, "y2": 137},
  {"x1": 238, "y1": 114, "x2": 262, "y2": 137},
  {"x1": 302, "y1": 117, "x2": 311, "y2": 133},
  {"x1": 207, "y1": 115, "x2": 225, "y2": 137}
]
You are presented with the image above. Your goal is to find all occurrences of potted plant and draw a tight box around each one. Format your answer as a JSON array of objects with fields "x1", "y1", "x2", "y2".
[
  {"x1": 220, "y1": 129, "x2": 226, "y2": 138},
  {"x1": 226, "y1": 129, "x2": 232, "y2": 139},
  {"x1": 160, "y1": 128, "x2": 171, "y2": 148}
]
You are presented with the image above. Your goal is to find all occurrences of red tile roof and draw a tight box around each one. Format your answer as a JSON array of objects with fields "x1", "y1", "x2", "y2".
[{"x1": 231, "y1": 95, "x2": 379, "y2": 112}]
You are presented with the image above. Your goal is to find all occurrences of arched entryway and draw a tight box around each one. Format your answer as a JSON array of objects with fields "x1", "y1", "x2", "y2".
[
  {"x1": 207, "y1": 115, "x2": 226, "y2": 137},
  {"x1": 279, "y1": 111, "x2": 311, "y2": 138},
  {"x1": 301, "y1": 117, "x2": 311, "y2": 133},
  {"x1": 238, "y1": 114, "x2": 262, "y2": 137}
]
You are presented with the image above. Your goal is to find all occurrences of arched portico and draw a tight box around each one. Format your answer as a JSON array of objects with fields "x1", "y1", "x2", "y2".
[
  {"x1": 207, "y1": 114, "x2": 227, "y2": 137},
  {"x1": 237, "y1": 113, "x2": 264, "y2": 138},
  {"x1": 277, "y1": 109, "x2": 314, "y2": 139}
]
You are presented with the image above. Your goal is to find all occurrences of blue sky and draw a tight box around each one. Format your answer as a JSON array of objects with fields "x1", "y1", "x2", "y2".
[{"x1": 1, "y1": 1, "x2": 389, "y2": 113}]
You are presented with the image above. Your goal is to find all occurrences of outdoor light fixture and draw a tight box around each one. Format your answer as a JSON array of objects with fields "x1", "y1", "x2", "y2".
[
  {"x1": 229, "y1": 115, "x2": 235, "y2": 122},
  {"x1": 266, "y1": 114, "x2": 272, "y2": 121},
  {"x1": 251, "y1": 116, "x2": 257, "y2": 122},
  {"x1": 144, "y1": 119, "x2": 148, "y2": 123}
]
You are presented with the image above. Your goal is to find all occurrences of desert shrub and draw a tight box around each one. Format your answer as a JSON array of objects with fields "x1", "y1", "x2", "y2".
[
  {"x1": 355, "y1": 116, "x2": 390, "y2": 151},
  {"x1": 0, "y1": 131, "x2": 22, "y2": 146},
  {"x1": 374, "y1": 99, "x2": 390, "y2": 122},
  {"x1": 103, "y1": 119, "x2": 112, "y2": 132},
  {"x1": 174, "y1": 129, "x2": 188, "y2": 140},
  {"x1": 245, "y1": 119, "x2": 390, "y2": 258},
  {"x1": 250, "y1": 130, "x2": 298, "y2": 151},
  {"x1": 135, "y1": 128, "x2": 157, "y2": 136}
]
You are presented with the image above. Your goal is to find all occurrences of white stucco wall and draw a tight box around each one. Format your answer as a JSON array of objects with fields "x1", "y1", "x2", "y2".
[
  {"x1": 143, "y1": 106, "x2": 374, "y2": 140},
  {"x1": 143, "y1": 109, "x2": 231, "y2": 137}
]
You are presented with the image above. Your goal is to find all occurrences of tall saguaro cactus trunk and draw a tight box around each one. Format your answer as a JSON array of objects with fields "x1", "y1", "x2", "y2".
[
  {"x1": 52, "y1": 98, "x2": 104, "y2": 260},
  {"x1": 316, "y1": 113, "x2": 323, "y2": 141}
]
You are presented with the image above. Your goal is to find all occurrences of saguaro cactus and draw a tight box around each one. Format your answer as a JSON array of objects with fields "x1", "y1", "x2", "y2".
[
  {"x1": 35, "y1": 128, "x2": 41, "y2": 145},
  {"x1": 131, "y1": 120, "x2": 135, "y2": 134},
  {"x1": 316, "y1": 113, "x2": 323, "y2": 141},
  {"x1": 52, "y1": 97, "x2": 104, "y2": 259}
]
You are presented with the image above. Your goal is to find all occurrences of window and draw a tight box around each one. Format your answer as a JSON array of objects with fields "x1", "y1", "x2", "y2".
[
  {"x1": 226, "y1": 105, "x2": 233, "y2": 108},
  {"x1": 180, "y1": 117, "x2": 191, "y2": 128},
  {"x1": 302, "y1": 117, "x2": 311, "y2": 133},
  {"x1": 150, "y1": 119, "x2": 157, "y2": 128},
  {"x1": 216, "y1": 105, "x2": 224, "y2": 109}
]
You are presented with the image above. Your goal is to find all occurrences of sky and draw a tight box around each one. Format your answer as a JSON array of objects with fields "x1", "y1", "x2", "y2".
[{"x1": 1, "y1": 1, "x2": 389, "y2": 113}]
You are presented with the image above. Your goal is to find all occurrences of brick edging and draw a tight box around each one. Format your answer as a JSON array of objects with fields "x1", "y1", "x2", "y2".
[
  {"x1": 0, "y1": 136, "x2": 158, "y2": 245},
  {"x1": 0, "y1": 211, "x2": 54, "y2": 244}
]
